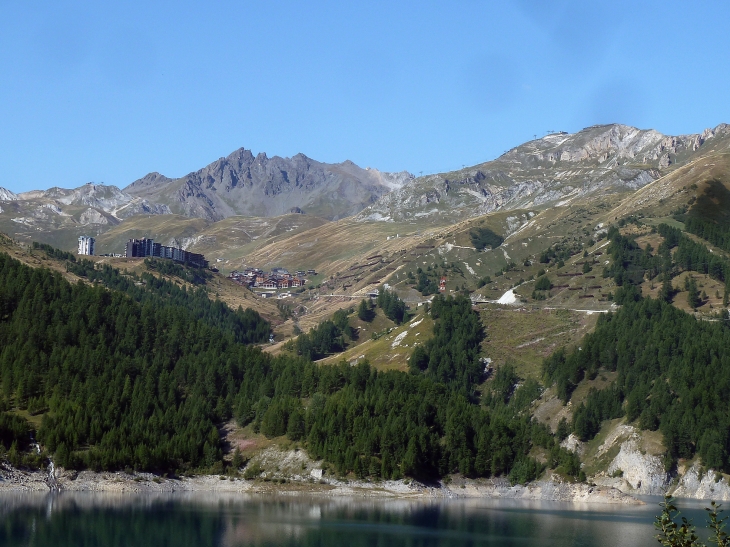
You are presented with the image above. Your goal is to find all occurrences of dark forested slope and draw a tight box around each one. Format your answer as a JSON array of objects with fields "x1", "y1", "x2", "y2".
[
  {"x1": 544, "y1": 223, "x2": 730, "y2": 471},
  {"x1": 0, "y1": 250, "x2": 578, "y2": 482}
]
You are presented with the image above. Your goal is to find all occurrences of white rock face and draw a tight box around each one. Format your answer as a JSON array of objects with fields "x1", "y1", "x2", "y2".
[
  {"x1": 672, "y1": 463, "x2": 730, "y2": 501},
  {"x1": 590, "y1": 424, "x2": 730, "y2": 500},
  {"x1": 606, "y1": 438, "x2": 668, "y2": 495},
  {"x1": 0, "y1": 187, "x2": 18, "y2": 201},
  {"x1": 560, "y1": 434, "x2": 585, "y2": 457},
  {"x1": 79, "y1": 208, "x2": 109, "y2": 225}
]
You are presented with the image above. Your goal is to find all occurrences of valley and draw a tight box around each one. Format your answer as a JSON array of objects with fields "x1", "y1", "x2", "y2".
[{"x1": 2, "y1": 122, "x2": 730, "y2": 503}]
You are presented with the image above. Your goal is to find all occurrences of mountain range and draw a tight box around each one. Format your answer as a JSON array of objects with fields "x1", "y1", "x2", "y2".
[{"x1": 1, "y1": 123, "x2": 729, "y2": 253}]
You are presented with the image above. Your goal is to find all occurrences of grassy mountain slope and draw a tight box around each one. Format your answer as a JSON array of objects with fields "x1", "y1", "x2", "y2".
[{"x1": 92, "y1": 213, "x2": 329, "y2": 272}]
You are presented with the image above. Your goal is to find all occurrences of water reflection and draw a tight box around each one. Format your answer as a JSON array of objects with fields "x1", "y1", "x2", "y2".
[{"x1": 0, "y1": 492, "x2": 716, "y2": 547}]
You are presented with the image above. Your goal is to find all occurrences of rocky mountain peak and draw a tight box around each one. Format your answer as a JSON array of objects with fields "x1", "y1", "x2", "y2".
[
  {"x1": 0, "y1": 187, "x2": 19, "y2": 201},
  {"x1": 122, "y1": 148, "x2": 411, "y2": 221},
  {"x1": 125, "y1": 172, "x2": 173, "y2": 192}
]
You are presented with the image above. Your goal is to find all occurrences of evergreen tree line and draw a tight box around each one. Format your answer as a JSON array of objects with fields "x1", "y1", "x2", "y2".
[
  {"x1": 240, "y1": 341, "x2": 579, "y2": 482},
  {"x1": 415, "y1": 271, "x2": 440, "y2": 296},
  {"x1": 539, "y1": 239, "x2": 585, "y2": 265},
  {"x1": 32, "y1": 241, "x2": 77, "y2": 262},
  {"x1": 602, "y1": 226, "x2": 666, "y2": 287},
  {"x1": 545, "y1": 223, "x2": 730, "y2": 470},
  {"x1": 376, "y1": 287, "x2": 407, "y2": 324},
  {"x1": 0, "y1": 253, "x2": 578, "y2": 482},
  {"x1": 544, "y1": 293, "x2": 730, "y2": 470},
  {"x1": 469, "y1": 227, "x2": 504, "y2": 251},
  {"x1": 64, "y1": 257, "x2": 270, "y2": 345},
  {"x1": 407, "y1": 262, "x2": 467, "y2": 297},
  {"x1": 658, "y1": 224, "x2": 730, "y2": 286},
  {"x1": 408, "y1": 295, "x2": 485, "y2": 396},
  {"x1": 0, "y1": 252, "x2": 270, "y2": 471},
  {"x1": 677, "y1": 179, "x2": 730, "y2": 259},
  {"x1": 290, "y1": 320, "x2": 346, "y2": 361},
  {"x1": 292, "y1": 291, "x2": 407, "y2": 360}
]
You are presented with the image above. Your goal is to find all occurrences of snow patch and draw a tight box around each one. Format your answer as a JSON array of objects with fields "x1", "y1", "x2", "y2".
[
  {"x1": 464, "y1": 262, "x2": 476, "y2": 275},
  {"x1": 497, "y1": 289, "x2": 518, "y2": 305}
]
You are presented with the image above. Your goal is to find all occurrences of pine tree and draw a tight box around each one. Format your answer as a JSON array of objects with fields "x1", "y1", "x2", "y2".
[
  {"x1": 232, "y1": 447, "x2": 244, "y2": 469},
  {"x1": 357, "y1": 299, "x2": 374, "y2": 322},
  {"x1": 687, "y1": 276, "x2": 701, "y2": 309}
]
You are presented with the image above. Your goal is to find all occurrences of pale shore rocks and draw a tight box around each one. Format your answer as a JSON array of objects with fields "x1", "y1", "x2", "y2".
[
  {"x1": 0, "y1": 463, "x2": 640, "y2": 505},
  {"x1": 589, "y1": 425, "x2": 730, "y2": 501},
  {"x1": 672, "y1": 463, "x2": 730, "y2": 501}
]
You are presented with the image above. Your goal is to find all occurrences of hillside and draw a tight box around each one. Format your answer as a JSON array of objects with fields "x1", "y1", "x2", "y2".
[
  {"x1": 3, "y1": 165, "x2": 730, "y2": 498},
  {"x1": 0, "y1": 242, "x2": 584, "y2": 486},
  {"x1": 95, "y1": 213, "x2": 330, "y2": 271},
  {"x1": 359, "y1": 123, "x2": 730, "y2": 224}
]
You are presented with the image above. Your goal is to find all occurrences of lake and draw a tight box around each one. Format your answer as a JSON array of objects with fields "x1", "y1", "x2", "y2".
[{"x1": 0, "y1": 492, "x2": 717, "y2": 546}]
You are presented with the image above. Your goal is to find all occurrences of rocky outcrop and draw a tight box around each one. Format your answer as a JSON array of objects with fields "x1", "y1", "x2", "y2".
[
  {"x1": 0, "y1": 464, "x2": 640, "y2": 504},
  {"x1": 672, "y1": 463, "x2": 730, "y2": 500},
  {"x1": 0, "y1": 446, "x2": 639, "y2": 504},
  {"x1": 606, "y1": 444, "x2": 667, "y2": 495},
  {"x1": 0, "y1": 187, "x2": 18, "y2": 201},
  {"x1": 560, "y1": 434, "x2": 585, "y2": 457},
  {"x1": 79, "y1": 208, "x2": 111, "y2": 225},
  {"x1": 2, "y1": 153, "x2": 411, "y2": 227},
  {"x1": 442, "y1": 475, "x2": 641, "y2": 504},
  {"x1": 589, "y1": 425, "x2": 668, "y2": 495},
  {"x1": 359, "y1": 123, "x2": 730, "y2": 223},
  {"x1": 587, "y1": 424, "x2": 730, "y2": 500}
]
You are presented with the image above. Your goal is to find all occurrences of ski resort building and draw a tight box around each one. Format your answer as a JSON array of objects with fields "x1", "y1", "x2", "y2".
[
  {"x1": 124, "y1": 238, "x2": 208, "y2": 268},
  {"x1": 78, "y1": 236, "x2": 95, "y2": 256}
]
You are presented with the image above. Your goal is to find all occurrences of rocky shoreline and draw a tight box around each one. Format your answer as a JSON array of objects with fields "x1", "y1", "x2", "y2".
[
  {"x1": 0, "y1": 463, "x2": 641, "y2": 504},
  {"x1": 5, "y1": 427, "x2": 729, "y2": 505}
]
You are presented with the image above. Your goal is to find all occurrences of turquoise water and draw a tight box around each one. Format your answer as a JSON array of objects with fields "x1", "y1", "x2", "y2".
[{"x1": 0, "y1": 492, "x2": 714, "y2": 546}]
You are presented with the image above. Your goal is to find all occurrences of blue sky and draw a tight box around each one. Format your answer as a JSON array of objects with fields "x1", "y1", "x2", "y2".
[{"x1": 2, "y1": 1, "x2": 729, "y2": 193}]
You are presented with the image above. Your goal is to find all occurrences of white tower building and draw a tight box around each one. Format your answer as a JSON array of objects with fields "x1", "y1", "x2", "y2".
[{"x1": 78, "y1": 236, "x2": 95, "y2": 256}]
